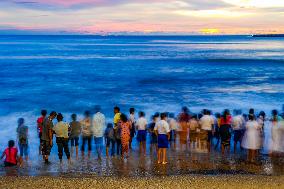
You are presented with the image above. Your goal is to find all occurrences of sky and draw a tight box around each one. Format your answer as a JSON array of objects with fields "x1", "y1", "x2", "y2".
[{"x1": 0, "y1": 0, "x2": 284, "y2": 34}]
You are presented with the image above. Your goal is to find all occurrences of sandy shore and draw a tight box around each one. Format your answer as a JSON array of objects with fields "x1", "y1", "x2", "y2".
[{"x1": 0, "y1": 175, "x2": 283, "y2": 189}]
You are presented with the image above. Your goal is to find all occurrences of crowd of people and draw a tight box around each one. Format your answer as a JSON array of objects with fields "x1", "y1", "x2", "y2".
[{"x1": 1, "y1": 106, "x2": 284, "y2": 167}]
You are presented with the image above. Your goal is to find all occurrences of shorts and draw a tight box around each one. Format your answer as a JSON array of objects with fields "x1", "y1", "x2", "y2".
[
  {"x1": 158, "y1": 134, "x2": 169, "y2": 148},
  {"x1": 189, "y1": 131, "x2": 197, "y2": 142},
  {"x1": 18, "y1": 143, "x2": 28, "y2": 157},
  {"x1": 137, "y1": 130, "x2": 147, "y2": 142},
  {"x1": 150, "y1": 134, "x2": 158, "y2": 144},
  {"x1": 233, "y1": 130, "x2": 244, "y2": 143},
  {"x1": 207, "y1": 131, "x2": 213, "y2": 142},
  {"x1": 4, "y1": 162, "x2": 17, "y2": 167},
  {"x1": 199, "y1": 131, "x2": 208, "y2": 142},
  {"x1": 42, "y1": 140, "x2": 51, "y2": 156},
  {"x1": 70, "y1": 137, "x2": 79, "y2": 146}
]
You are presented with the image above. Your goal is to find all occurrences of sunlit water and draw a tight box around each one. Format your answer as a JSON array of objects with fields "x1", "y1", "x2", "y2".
[{"x1": 0, "y1": 35, "x2": 283, "y2": 173}]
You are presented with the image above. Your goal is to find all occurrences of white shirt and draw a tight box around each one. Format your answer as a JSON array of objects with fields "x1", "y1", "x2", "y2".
[
  {"x1": 232, "y1": 115, "x2": 245, "y2": 130},
  {"x1": 129, "y1": 114, "x2": 135, "y2": 124},
  {"x1": 154, "y1": 120, "x2": 170, "y2": 134},
  {"x1": 136, "y1": 117, "x2": 147, "y2": 130},
  {"x1": 169, "y1": 118, "x2": 178, "y2": 130},
  {"x1": 53, "y1": 121, "x2": 69, "y2": 138},
  {"x1": 199, "y1": 115, "x2": 214, "y2": 131},
  {"x1": 92, "y1": 112, "x2": 106, "y2": 137}
]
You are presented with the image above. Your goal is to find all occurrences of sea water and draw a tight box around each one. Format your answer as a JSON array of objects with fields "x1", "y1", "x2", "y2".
[{"x1": 0, "y1": 35, "x2": 283, "y2": 158}]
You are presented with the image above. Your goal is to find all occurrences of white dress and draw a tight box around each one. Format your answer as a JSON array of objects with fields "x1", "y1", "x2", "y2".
[
  {"x1": 241, "y1": 120, "x2": 261, "y2": 150},
  {"x1": 270, "y1": 120, "x2": 284, "y2": 153}
]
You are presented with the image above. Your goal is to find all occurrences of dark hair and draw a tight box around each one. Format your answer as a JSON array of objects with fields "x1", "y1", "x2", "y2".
[
  {"x1": 169, "y1": 113, "x2": 175, "y2": 118},
  {"x1": 50, "y1": 111, "x2": 57, "y2": 117},
  {"x1": 192, "y1": 114, "x2": 198, "y2": 119},
  {"x1": 248, "y1": 114, "x2": 254, "y2": 121},
  {"x1": 129, "y1": 108, "x2": 135, "y2": 114},
  {"x1": 182, "y1": 106, "x2": 189, "y2": 113},
  {"x1": 160, "y1": 112, "x2": 167, "y2": 119},
  {"x1": 41, "y1": 109, "x2": 47, "y2": 116},
  {"x1": 8, "y1": 140, "x2": 15, "y2": 148},
  {"x1": 259, "y1": 111, "x2": 265, "y2": 118},
  {"x1": 84, "y1": 110, "x2": 90, "y2": 117},
  {"x1": 114, "y1": 106, "x2": 120, "y2": 112},
  {"x1": 18, "y1": 118, "x2": 24, "y2": 126},
  {"x1": 71, "y1": 114, "x2": 77, "y2": 120},
  {"x1": 139, "y1": 111, "x2": 145, "y2": 117},
  {"x1": 120, "y1": 113, "x2": 128, "y2": 122},
  {"x1": 272, "y1": 109, "x2": 278, "y2": 116},
  {"x1": 57, "y1": 113, "x2": 63, "y2": 121},
  {"x1": 249, "y1": 108, "x2": 254, "y2": 115},
  {"x1": 215, "y1": 113, "x2": 221, "y2": 118},
  {"x1": 154, "y1": 112, "x2": 160, "y2": 117},
  {"x1": 222, "y1": 109, "x2": 230, "y2": 121},
  {"x1": 107, "y1": 123, "x2": 113, "y2": 128}
]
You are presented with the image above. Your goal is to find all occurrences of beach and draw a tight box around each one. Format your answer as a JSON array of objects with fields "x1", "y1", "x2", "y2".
[{"x1": 1, "y1": 175, "x2": 283, "y2": 189}]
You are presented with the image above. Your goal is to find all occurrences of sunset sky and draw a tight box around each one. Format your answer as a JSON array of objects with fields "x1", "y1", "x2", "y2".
[{"x1": 0, "y1": 0, "x2": 283, "y2": 34}]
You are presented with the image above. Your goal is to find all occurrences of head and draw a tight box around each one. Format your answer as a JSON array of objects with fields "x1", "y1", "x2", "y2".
[
  {"x1": 249, "y1": 108, "x2": 255, "y2": 115},
  {"x1": 18, "y1": 118, "x2": 24, "y2": 126},
  {"x1": 120, "y1": 113, "x2": 128, "y2": 123},
  {"x1": 259, "y1": 111, "x2": 265, "y2": 118},
  {"x1": 41, "y1": 109, "x2": 47, "y2": 117},
  {"x1": 129, "y1": 107, "x2": 135, "y2": 114},
  {"x1": 114, "y1": 106, "x2": 120, "y2": 114},
  {"x1": 223, "y1": 109, "x2": 230, "y2": 119},
  {"x1": 204, "y1": 109, "x2": 210, "y2": 115},
  {"x1": 169, "y1": 113, "x2": 175, "y2": 118},
  {"x1": 160, "y1": 112, "x2": 167, "y2": 120},
  {"x1": 71, "y1": 114, "x2": 77, "y2": 121},
  {"x1": 215, "y1": 113, "x2": 221, "y2": 119},
  {"x1": 94, "y1": 105, "x2": 101, "y2": 113},
  {"x1": 182, "y1": 106, "x2": 189, "y2": 114},
  {"x1": 153, "y1": 113, "x2": 159, "y2": 122},
  {"x1": 8, "y1": 140, "x2": 15, "y2": 148},
  {"x1": 192, "y1": 114, "x2": 198, "y2": 120},
  {"x1": 84, "y1": 110, "x2": 90, "y2": 117},
  {"x1": 272, "y1": 109, "x2": 278, "y2": 119},
  {"x1": 49, "y1": 111, "x2": 57, "y2": 120},
  {"x1": 139, "y1": 111, "x2": 145, "y2": 117},
  {"x1": 57, "y1": 113, "x2": 63, "y2": 122},
  {"x1": 248, "y1": 114, "x2": 254, "y2": 121},
  {"x1": 107, "y1": 123, "x2": 113, "y2": 128}
]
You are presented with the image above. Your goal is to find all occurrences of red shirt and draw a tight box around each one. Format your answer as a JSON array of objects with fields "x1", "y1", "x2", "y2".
[
  {"x1": 4, "y1": 147, "x2": 17, "y2": 165},
  {"x1": 220, "y1": 115, "x2": 232, "y2": 125},
  {"x1": 37, "y1": 116, "x2": 44, "y2": 133},
  {"x1": 178, "y1": 113, "x2": 191, "y2": 122}
]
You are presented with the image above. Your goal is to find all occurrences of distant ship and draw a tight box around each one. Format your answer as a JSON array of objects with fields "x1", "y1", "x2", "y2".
[{"x1": 252, "y1": 34, "x2": 284, "y2": 37}]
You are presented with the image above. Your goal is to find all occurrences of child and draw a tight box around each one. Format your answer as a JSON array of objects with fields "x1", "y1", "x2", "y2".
[
  {"x1": 168, "y1": 113, "x2": 178, "y2": 150},
  {"x1": 1, "y1": 140, "x2": 19, "y2": 167},
  {"x1": 154, "y1": 113, "x2": 170, "y2": 164},
  {"x1": 17, "y1": 118, "x2": 29, "y2": 163},
  {"x1": 148, "y1": 113, "x2": 159, "y2": 154},
  {"x1": 129, "y1": 108, "x2": 136, "y2": 150},
  {"x1": 135, "y1": 111, "x2": 147, "y2": 156},
  {"x1": 69, "y1": 114, "x2": 81, "y2": 159},
  {"x1": 104, "y1": 123, "x2": 115, "y2": 157},
  {"x1": 53, "y1": 113, "x2": 71, "y2": 163},
  {"x1": 189, "y1": 115, "x2": 199, "y2": 150}
]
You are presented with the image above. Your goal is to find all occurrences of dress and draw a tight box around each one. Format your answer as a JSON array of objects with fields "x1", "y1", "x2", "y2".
[
  {"x1": 241, "y1": 120, "x2": 261, "y2": 150},
  {"x1": 270, "y1": 119, "x2": 284, "y2": 152},
  {"x1": 219, "y1": 116, "x2": 232, "y2": 146},
  {"x1": 178, "y1": 113, "x2": 190, "y2": 144},
  {"x1": 120, "y1": 122, "x2": 131, "y2": 151}
]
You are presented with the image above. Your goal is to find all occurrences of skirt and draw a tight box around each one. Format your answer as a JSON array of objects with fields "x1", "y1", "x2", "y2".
[
  {"x1": 158, "y1": 134, "x2": 169, "y2": 148},
  {"x1": 137, "y1": 130, "x2": 147, "y2": 142}
]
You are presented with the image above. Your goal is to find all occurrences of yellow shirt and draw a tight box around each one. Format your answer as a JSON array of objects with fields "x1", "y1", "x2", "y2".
[{"x1": 113, "y1": 113, "x2": 121, "y2": 125}]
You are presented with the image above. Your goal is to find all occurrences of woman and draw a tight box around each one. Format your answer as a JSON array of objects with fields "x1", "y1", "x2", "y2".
[
  {"x1": 1, "y1": 140, "x2": 19, "y2": 167},
  {"x1": 242, "y1": 114, "x2": 261, "y2": 162},
  {"x1": 120, "y1": 113, "x2": 131, "y2": 159},
  {"x1": 178, "y1": 106, "x2": 190, "y2": 151},
  {"x1": 17, "y1": 118, "x2": 28, "y2": 163},
  {"x1": 80, "y1": 110, "x2": 92, "y2": 157},
  {"x1": 270, "y1": 110, "x2": 283, "y2": 156},
  {"x1": 219, "y1": 109, "x2": 232, "y2": 155}
]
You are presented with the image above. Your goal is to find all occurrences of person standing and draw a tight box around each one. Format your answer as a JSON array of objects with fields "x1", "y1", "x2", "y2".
[
  {"x1": 92, "y1": 106, "x2": 106, "y2": 160},
  {"x1": 199, "y1": 110, "x2": 214, "y2": 152},
  {"x1": 53, "y1": 113, "x2": 71, "y2": 163},
  {"x1": 135, "y1": 111, "x2": 147, "y2": 156},
  {"x1": 129, "y1": 108, "x2": 136, "y2": 150},
  {"x1": 154, "y1": 113, "x2": 170, "y2": 165},
  {"x1": 113, "y1": 106, "x2": 121, "y2": 156},
  {"x1": 69, "y1": 114, "x2": 81, "y2": 159},
  {"x1": 80, "y1": 110, "x2": 92, "y2": 157},
  {"x1": 241, "y1": 114, "x2": 261, "y2": 162},
  {"x1": 120, "y1": 113, "x2": 131, "y2": 159},
  {"x1": 104, "y1": 123, "x2": 115, "y2": 157},
  {"x1": 17, "y1": 118, "x2": 29, "y2": 164},
  {"x1": 168, "y1": 113, "x2": 178, "y2": 150},
  {"x1": 178, "y1": 107, "x2": 190, "y2": 151},
  {"x1": 219, "y1": 109, "x2": 232, "y2": 155},
  {"x1": 41, "y1": 111, "x2": 57, "y2": 164},
  {"x1": 37, "y1": 110, "x2": 47, "y2": 155},
  {"x1": 232, "y1": 110, "x2": 245, "y2": 153},
  {"x1": 148, "y1": 113, "x2": 159, "y2": 154}
]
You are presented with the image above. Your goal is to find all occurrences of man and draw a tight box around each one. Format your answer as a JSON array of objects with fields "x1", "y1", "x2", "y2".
[
  {"x1": 135, "y1": 111, "x2": 148, "y2": 156},
  {"x1": 113, "y1": 106, "x2": 121, "y2": 155},
  {"x1": 37, "y1": 110, "x2": 47, "y2": 155},
  {"x1": 232, "y1": 109, "x2": 245, "y2": 153},
  {"x1": 92, "y1": 106, "x2": 106, "y2": 160},
  {"x1": 199, "y1": 110, "x2": 214, "y2": 152},
  {"x1": 129, "y1": 107, "x2": 136, "y2": 150},
  {"x1": 41, "y1": 111, "x2": 57, "y2": 164},
  {"x1": 53, "y1": 113, "x2": 71, "y2": 163},
  {"x1": 80, "y1": 110, "x2": 92, "y2": 157}
]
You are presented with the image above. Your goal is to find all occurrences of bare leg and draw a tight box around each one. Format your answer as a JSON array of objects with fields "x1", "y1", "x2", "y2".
[{"x1": 162, "y1": 148, "x2": 167, "y2": 164}]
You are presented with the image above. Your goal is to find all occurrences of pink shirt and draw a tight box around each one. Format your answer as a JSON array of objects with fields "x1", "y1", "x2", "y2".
[{"x1": 4, "y1": 147, "x2": 17, "y2": 165}]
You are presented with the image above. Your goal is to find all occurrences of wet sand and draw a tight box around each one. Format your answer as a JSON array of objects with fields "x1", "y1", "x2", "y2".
[{"x1": 0, "y1": 175, "x2": 283, "y2": 189}]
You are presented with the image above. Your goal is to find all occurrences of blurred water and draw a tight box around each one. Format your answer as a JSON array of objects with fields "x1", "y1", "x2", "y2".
[{"x1": 0, "y1": 35, "x2": 284, "y2": 160}]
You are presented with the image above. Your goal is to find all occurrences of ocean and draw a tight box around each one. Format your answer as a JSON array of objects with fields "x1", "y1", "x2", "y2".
[{"x1": 0, "y1": 35, "x2": 284, "y2": 158}]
